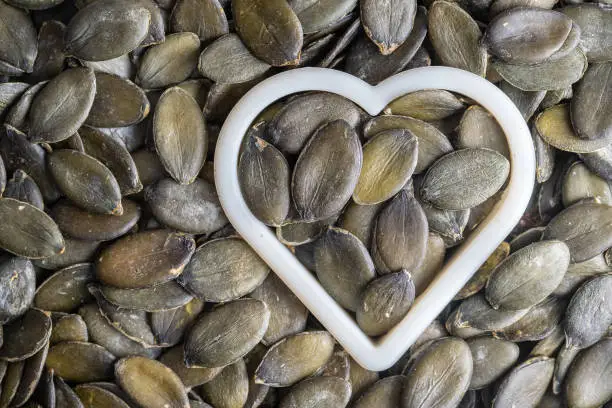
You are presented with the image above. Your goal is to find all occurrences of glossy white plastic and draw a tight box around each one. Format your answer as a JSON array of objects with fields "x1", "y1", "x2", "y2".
[{"x1": 214, "y1": 67, "x2": 535, "y2": 371}]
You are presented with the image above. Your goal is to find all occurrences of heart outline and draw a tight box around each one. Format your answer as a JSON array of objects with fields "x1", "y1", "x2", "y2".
[{"x1": 214, "y1": 66, "x2": 535, "y2": 371}]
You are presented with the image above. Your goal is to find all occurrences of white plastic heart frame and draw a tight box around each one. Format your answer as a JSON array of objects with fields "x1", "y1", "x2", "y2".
[{"x1": 214, "y1": 66, "x2": 535, "y2": 371}]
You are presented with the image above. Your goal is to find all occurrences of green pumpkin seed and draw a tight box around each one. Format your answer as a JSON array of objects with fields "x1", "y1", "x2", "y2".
[
  {"x1": 314, "y1": 227, "x2": 376, "y2": 311},
  {"x1": 457, "y1": 105, "x2": 509, "y2": 159},
  {"x1": 581, "y1": 144, "x2": 612, "y2": 181},
  {"x1": 159, "y1": 346, "x2": 222, "y2": 388},
  {"x1": 277, "y1": 215, "x2": 338, "y2": 246},
  {"x1": 384, "y1": 89, "x2": 465, "y2": 120},
  {"x1": 402, "y1": 337, "x2": 473, "y2": 408},
  {"x1": 562, "y1": 161, "x2": 612, "y2": 206},
  {"x1": 75, "y1": 384, "x2": 131, "y2": 408},
  {"x1": 541, "y1": 85, "x2": 573, "y2": 110},
  {"x1": 0, "y1": 360, "x2": 25, "y2": 408},
  {"x1": 562, "y1": 4, "x2": 612, "y2": 62},
  {"x1": 499, "y1": 81, "x2": 547, "y2": 121},
  {"x1": 571, "y1": 62, "x2": 612, "y2": 141},
  {"x1": 412, "y1": 233, "x2": 446, "y2": 295},
  {"x1": 54, "y1": 376, "x2": 84, "y2": 408},
  {"x1": 34, "y1": 263, "x2": 95, "y2": 312},
  {"x1": 492, "y1": 357, "x2": 555, "y2": 408},
  {"x1": 565, "y1": 338, "x2": 612, "y2": 408},
  {"x1": 318, "y1": 349, "x2": 350, "y2": 380},
  {"x1": 233, "y1": 0, "x2": 303, "y2": 67},
  {"x1": 296, "y1": 33, "x2": 337, "y2": 67},
  {"x1": 153, "y1": 87, "x2": 208, "y2": 185},
  {"x1": 132, "y1": 149, "x2": 166, "y2": 189},
  {"x1": 185, "y1": 299, "x2": 270, "y2": 368},
  {"x1": 467, "y1": 336, "x2": 519, "y2": 389},
  {"x1": 530, "y1": 325, "x2": 565, "y2": 357},
  {"x1": 50, "y1": 314, "x2": 89, "y2": 345},
  {"x1": 0, "y1": 82, "x2": 29, "y2": 122},
  {"x1": 456, "y1": 242, "x2": 509, "y2": 300},
  {"x1": 532, "y1": 126, "x2": 556, "y2": 183},
  {"x1": 428, "y1": 0, "x2": 487, "y2": 76},
  {"x1": 486, "y1": 241, "x2": 570, "y2": 310},
  {"x1": 0, "y1": 257, "x2": 35, "y2": 324},
  {"x1": 494, "y1": 296, "x2": 567, "y2": 342},
  {"x1": 551, "y1": 344, "x2": 578, "y2": 395},
  {"x1": 116, "y1": 356, "x2": 189, "y2": 408},
  {"x1": 348, "y1": 358, "x2": 379, "y2": 400},
  {"x1": 170, "y1": 0, "x2": 229, "y2": 42},
  {"x1": 289, "y1": 0, "x2": 356, "y2": 35},
  {"x1": 31, "y1": 21, "x2": 66, "y2": 82},
  {"x1": 446, "y1": 294, "x2": 529, "y2": 333},
  {"x1": 353, "y1": 130, "x2": 417, "y2": 205},
  {"x1": 255, "y1": 331, "x2": 335, "y2": 387},
  {"x1": 199, "y1": 34, "x2": 270, "y2": 84},
  {"x1": 203, "y1": 79, "x2": 261, "y2": 122},
  {"x1": 98, "y1": 281, "x2": 193, "y2": 312},
  {"x1": 4, "y1": 170, "x2": 44, "y2": 210},
  {"x1": 82, "y1": 55, "x2": 135, "y2": 80},
  {"x1": 64, "y1": 0, "x2": 151, "y2": 61},
  {"x1": 137, "y1": 33, "x2": 201, "y2": 90},
  {"x1": 492, "y1": 48, "x2": 587, "y2": 91},
  {"x1": 337, "y1": 200, "x2": 382, "y2": 248},
  {"x1": 10, "y1": 343, "x2": 49, "y2": 407},
  {"x1": 0, "y1": 308, "x2": 51, "y2": 362},
  {"x1": 279, "y1": 376, "x2": 351, "y2": 408},
  {"x1": 363, "y1": 115, "x2": 454, "y2": 173},
  {"x1": 361, "y1": 0, "x2": 416, "y2": 55},
  {"x1": 239, "y1": 133, "x2": 291, "y2": 226},
  {"x1": 199, "y1": 359, "x2": 249, "y2": 408},
  {"x1": 419, "y1": 197, "x2": 470, "y2": 248},
  {"x1": 352, "y1": 375, "x2": 404, "y2": 408},
  {"x1": 0, "y1": 1, "x2": 37, "y2": 75},
  {"x1": 33, "y1": 237, "x2": 100, "y2": 271},
  {"x1": 293, "y1": 120, "x2": 362, "y2": 220},
  {"x1": 151, "y1": 298, "x2": 205, "y2": 348}
]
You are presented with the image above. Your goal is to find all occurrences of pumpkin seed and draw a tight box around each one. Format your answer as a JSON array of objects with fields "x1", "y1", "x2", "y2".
[
  {"x1": 0, "y1": 308, "x2": 51, "y2": 362},
  {"x1": 562, "y1": 4, "x2": 612, "y2": 62},
  {"x1": 499, "y1": 81, "x2": 547, "y2": 121},
  {"x1": 562, "y1": 161, "x2": 612, "y2": 206},
  {"x1": 151, "y1": 298, "x2": 204, "y2": 348},
  {"x1": 456, "y1": 242, "x2": 510, "y2": 300},
  {"x1": 581, "y1": 144, "x2": 612, "y2": 181},
  {"x1": 412, "y1": 233, "x2": 446, "y2": 295},
  {"x1": 34, "y1": 263, "x2": 95, "y2": 312},
  {"x1": 384, "y1": 89, "x2": 465, "y2": 120},
  {"x1": 50, "y1": 314, "x2": 89, "y2": 345},
  {"x1": 352, "y1": 375, "x2": 404, "y2": 408},
  {"x1": 0, "y1": 256, "x2": 35, "y2": 324},
  {"x1": 75, "y1": 384, "x2": 131, "y2": 408},
  {"x1": 494, "y1": 296, "x2": 567, "y2": 342},
  {"x1": 565, "y1": 338, "x2": 612, "y2": 408},
  {"x1": 348, "y1": 357, "x2": 379, "y2": 400},
  {"x1": 361, "y1": 0, "x2": 416, "y2": 55},
  {"x1": 170, "y1": 0, "x2": 229, "y2": 42},
  {"x1": 318, "y1": 349, "x2": 350, "y2": 380},
  {"x1": 0, "y1": 82, "x2": 29, "y2": 122},
  {"x1": 492, "y1": 357, "x2": 555, "y2": 408},
  {"x1": 467, "y1": 336, "x2": 519, "y2": 389},
  {"x1": 337, "y1": 200, "x2": 382, "y2": 248},
  {"x1": 46, "y1": 341, "x2": 116, "y2": 383},
  {"x1": 289, "y1": 0, "x2": 356, "y2": 35},
  {"x1": 530, "y1": 325, "x2": 565, "y2": 357},
  {"x1": 33, "y1": 238, "x2": 100, "y2": 271},
  {"x1": 99, "y1": 281, "x2": 193, "y2": 312},
  {"x1": 551, "y1": 344, "x2": 578, "y2": 395},
  {"x1": 0, "y1": 1, "x2": 38, "y2": 75},
  {"x1": 159, "y1": 346, "x2": 222, "y2": 388},
  {"x1": 457, "y1": 105, "x2": 509, "y2": 159},
  {"x1": 571, "y1": 62, "x2": 612, "y2": 141},
  {"x1": 54, "y1": 376, "x2": 84, "y2": 408},
  {"x1": 447, "y1": 293, "x2": 529, "y2": 333},
  {"x1": 279, "y1": 376, "x2": 351, "y2": 408},
  {"x1": 4, "y1": 170, "x2": 44, "y2": 210},
  {"x1": 199, "y1": 359, "x2": 249, "y2": 408},
  {"x1": 277, "y1": 215, "x2": 338, "y2": 246},
  {"x1": 0, "y1": 360, "x2": 25, "y2": 408},
  {"x1": 11, "y1": 343, "x2": 50, "y2": 407}
]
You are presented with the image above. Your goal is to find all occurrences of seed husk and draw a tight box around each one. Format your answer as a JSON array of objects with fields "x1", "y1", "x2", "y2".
[
  {"x1": 65, "y1": 0, "x2": 151, "y2": 62},
  {"x1": 153, "y1": 87, "x2": 207, "y2": 185},
  {"x1": 457, "y1": 105, "x2": 509, "y2": 159},
  {"x1": 492, "y1": 356, "x2": 555, "y2": 408},
  {"x1": 279, "y1": 376, "x2": 351, "y2": 408},
  {"x1": 412, "y1": 233, "x2": 446, "y2": 295},
  {"x1": 199, "y1": 358, "x2": 249, "y2": 408},
  {"x1": 402, "y1": 337, "x2": 473, "y2": 408},
  {"x1": 492, "y1": 48, "x2": 588, "y2": 92},
  {"x1": 11, "y1": 342, "x2": 50, "y2": 407},
  {"x1": 446, "y1": 293, "x2": 529, "y2": 333},
  {"x1": 428, "y1": 0, "x2": 487, "y2": 76},
  {"x1": 267, "y1": 92, "x2": 364, "y2": 155},
  {"x1": 75, "y1": 384, "x2": 131, "y2": 408},
  {"x1": 357, "y1": 270, "x2": 415, "y2": 336},
  {"x1": 562, "y1": 161, "x2": 611, "y2": 206},
  {"x1": 0, "y1": 198, "x2": 64, "y2": 259},
  {"x1": 363, "y1": 115, "x2": 453, "y2": 174},
  {"x1": 151, "y1": 298, "x2": 204, "y2": 348},
  {"x1": 494, "y1": 296, "x2": 567, "y2": 342},
  {"x1": 249, "y1": 273, "x2": 309, "y2": 346},
  {"x1": 34, "y1": 263, "x2": 95, "y2": 312},
  {"x1": 255, "y1": 331, "x2": 335, "y2": 387},
  {"x1": 499, "y1": 81, "x2": 547, "y2": 121},
  {"x1": 238, "y1": 133, "x2": 291, "y2": 227},
  {"x1": 170, "y1": 0, "x2": 229, "y2": 43},
  {"x1": 293, "y1": 120, "x2": 362, "y2": 221},
  {"x1": 54, "y1": 376, "x2": 84, "y2": 408},
  {"x1": 384, "y1": 89, "x2": 465, "y2": 120},
  {"x1": 232, "y1": 0, "x2": 303, "y2": 67},
  {"x1": 361, "y1": 0, "x2": 416, "y2": 55},
  {"x1": 0, "y1": 308, "x2": 51, "y2": 362},
  {"x1": 0, "y1": 360, "x2": 25, "y2": 408},
  {"x1": 571, "y1": 62, "x2": 612, "y2": 141},
  {"x1": 184, "y1": 299, "x2": 270, "y2": 368},
  {"x1": 314, "y1": 227, "x2": 376, "y2": 311},
  {"x1": 277, "y1": 215, "x2": 338, "y2": 246},
  {"x1": 4, "y1": 170, "x2": 44, "y2": 210},
  {"x1": 0, "y1": 257, "x2": 35, "y2": 324},
  {"x1": 564, "y1": 274, "x2": 612, "y2": 350},
  {"x1": 159, "y1": 346, "x2": 222, "y2": 388},
  {"x1": 565, "y1": 338, "x2": 612, "y2": 408},
  {"x1": 542, "y1": 201, "x2": 612, "y2": 262},
  {"x1": 98, "y1": 281, "x2": 193, "y2": 312},
  {"x1": 467, "y1": 336, "x2": 519, "y2": 389},
  {"x1": 562, "y1": 4, "x2": 612, "y2": 63},
  {"x1": 50, "y1": 314, "x2": 89, "y2": 345},
  {"x1": 456, "y1": 242, "x2": 510, "y2": 300},
  {"x1": 33, "y1": 237, "x2": 100, "y2": 271},
  {"x1": 421, "y1": 148, "x2": 510, "y2": 210},
  {"x1": 486, "y1": 241, "x2": 570, "y2": 310},
  {"x1": 96, "y1": 229, "x2": 195, "y2": 289},
  {"x1": 0, "y1": 1, "x2": 37, "y2": 75}
]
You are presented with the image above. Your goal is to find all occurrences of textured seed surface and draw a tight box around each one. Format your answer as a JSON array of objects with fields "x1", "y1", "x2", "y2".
[
  {"x1": 0, "y1": 257, "x2": 35, "y2": 323},
  {"x1": 279, "y1": 376, "x2": 351, "y2": 408},
  {"x1": 565, "y1": 338, "x2": 612, "y2": 408},
  {"x1": 457, "y1": 106, "x2": 509, "y2": 158},
  {"x1": 99, "y1": 281, "x2": 193, "y2": 312},
  {"x1": 467, "y1": 336, "x2": 519, "y2": 389},
  {"x1": 447, "y1": 293, "x2": 529, "y2": 332},
  {"x1": 159, "y1": 346, "x2": 221, "y2": 388},
  {"x1": 171, "y1": 0, "x2": 229, "y2": 42},
  {"x1": 492, "y1": 357, "x2": 555, "y2": 408},
  {"x1": 494, "y1": 296, "x2": 567, "y2": 342},
  {"x1": 199, "y1": 359, "x2": 249, "y2": 408},
  {"x1": 562, "y1": 4, "x2": 612, "y2": 62},
  {"x1": 0, "y1": 1, "x2": 38, "y2": 75},
  {"x1": 571, "y1": 62, "x2": 612, "y2": 141},
  {"x1": 361, "y1": 0, "x2": 416, "y2": 55},
  {"x1": 34, "y1": 263, "x2": 95, "y2": 312},
  {"x1": 384, "y1": 89, "x2": 465, "y2": 120}
]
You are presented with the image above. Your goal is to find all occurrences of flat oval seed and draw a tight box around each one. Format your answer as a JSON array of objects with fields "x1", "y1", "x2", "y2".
[
  {"x1": 289, "y1": 0, "x2": 357, "y2": 35},
  {"x1": 0, "y1": 198, "x2": 64, "y2": 259},
  {"x1": 428, "y1": 0, "x2": 487, "y2": 76},
  {"x1": 562, "y1": 161, "x2": 612, "y2": 206},
  {"x1": 0, "y1": 2, "x2": 37, "y2": 75},
  {"x1": 64, "y1": 0, "x2": 151, "y2": 61},
  {"x1": 492, "y1": 48, "x2": 587, "y2": 92},
  {"x1": 500, "y1": 81, "x2": 547, "y2": 121},
  {"x1": 82, "y1": 55, "x2": 135, "y2": 80},
  {"x1": 457, "y1": 105, "x2": 509, "y2": 158},
  {"x1": 146, "y1": 178, "x2": 227, "y2": 234},
  {"x1": 54, "y1": 376, "x2": 84, "y2": 408},
  {"x1": 170, "y1": 0, "x2": 229, "y2": 42},
  {"x1": 565, "y1": 338, "x2": 612, "y2": 408},
  {"x1": 28, "y1": 68, "x2": 96, "y2": 144},
  {"x1": 180, "y1": 237, "x2": 269, "y2": 302},
  {"x1": 279, "y1": 376, "x2": 351, "y2": 408},
  {"x1": 267, "y1": 92, "x2": 364, "y2": 155},
  {"x1": 4, "y1": 170, "x2": 44, "y2": 210},
  {"x1": 467, "y1": 336, "x2": 519, "y2": 389},
  {"x1": 277, "y1": 216, "x2": 337, "y2": 246},
  {"x1": 372, "y1": 190, "x2": 428, "y2": 273},
  {"x1": 50, "y1": 314, "x2": 89, "y2": 345},
  {"x1": 292, "y1": 120, "x2": 362, "y2": 221},
  {"x1": 562, "y1": 4, "x2": 612, "y2": 63},
  {"x1": 0, "y1": 309, "x2": 51, "y2": 362},
  {"x1": 255, "y1": 331, "x2": 335, "y2": 387},
  {"x1": 199, "y1": 359, "x2": 249, "y2": 408},
  {"x1": 99, "y1": 281, "x2": 193, "y2": 312},
  {"x1": 384, "y1": 89, "x2": 465, "y2": 120},
  {"x1": 75, "y1": 384, "x2": 131, "y2": 408},
  {"x1": 412, "y1": 233, "x2": 446, "y2": 295},
  {"x1": 446, "y1": 293, "x2": 529, "y2": 333},
  {"x1": 352, "y1": 375, "x2": 405, "y2": 408},
  {"x1": 421, "y1": 148, "x2": 510, "y2": 210},
  {"x1": 48, "y1": 149, "x2": 123, "y2": 215},
  {"x1": 238, "y1": 133, "x2": 290, "y2": 226},
  {"x1": 115, "y1": 357, "x2": 189, "y2": 408},
  {"x1": 494, "y1": 296, "x2": 567, "y2": 342},
  {"x1": 361, "y1": 0, "x2": 416, "y2": 55},
  {"x1": 337, "y1": 200, "x2": 382, "y2": 248},
  {"x1": 151, "y1": 298, "x2": 204, "y2": 348},
  {"x1": 486, "y1": 241, "x2": 570, "y2": 310},
  {"x1": 198, "y1": 34, "x2": 270, "y2": 84},
  {"x1": 402, "y1": 337, "x2": 473, "y2": 408},
  {"x1": 34, "y1": 264, "x2": 95, "y2": 312},
  {"x1": 419, "y1": 197, "x2": 470, "y2": 248},
  {"x1": 484, "y1": 9, "x2": 573, "y2": 65},
  {"x1": 0, "y1": 360, "x2": 25, "y2": 407},
  {"x1": 542, "y1": 201, "x2": 612, "y2": 262},
  {"x1": 581, "y1": 144, "x2": 612, "y2": 181},
  {"x1": 86, "y1": 73, "x2": 150, "y2": 128},
  {"x1": 46, "y1": 341, "x2": 116, "y2": 383},
  {"x1": 0, "y1": 257, "x2": 35, "y2": 323},
  {"x1": 159, "y1": 346, "x2": 221, "y2": 388},
  {"x1": 314, "y1": 228, "x2": 376, "y2": 311},
  {"x1": 353, "y1": 129, "x2": 417, "y2": 205},
  {"x1": 233, "y1": 0, "x2": 303, "y2": 67},
  {"x1": 564, "y1": 274, "x2": 612, "y2": 349},
  {"x1": 357, "y1": 270, "x2": 415, "y2": 336},
  {"x1": 571, "y1": 62, "x2": 612, "y2": 141},
  {"x1": 0, "y1": 82, "x2": 30, "y2": 121},
  {"x1": 10, "y1": 342, "x2": 50, "y2": 407},
  {"x1": 33, "y1": 237, "x2": 100, "y2": 271},
  {"x1": 184, "y1": 299, "x2": 270, "y2": 368},
  {"x1": 492, "y1": 357, "x2": 555, "y2": 408},
  {"x1": 154, "y1": 87, "x2": 207, "y2": 185},
  {"x1": 456, "y1": 242, "x2": 510, "y2": 300}
]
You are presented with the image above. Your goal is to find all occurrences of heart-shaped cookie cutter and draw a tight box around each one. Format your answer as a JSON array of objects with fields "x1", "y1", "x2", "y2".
[{"x1": 214, "y1": 66, "x2": 535, "y2": 371}]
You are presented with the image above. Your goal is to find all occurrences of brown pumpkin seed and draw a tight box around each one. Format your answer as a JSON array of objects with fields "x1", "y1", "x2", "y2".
[
  {"x1": 279, "y1": 376, "x2": 351, "y2": 408},
  {"x1": 159, "y1": 346, "x2": 222, "y2": 388},
  {"x1": 170, "y1": 0, "x2": 229, "y2": 43},
  {"x1": 50, "y1": 314, "x2": 88, "y2": 345},
  {"x1": 467, "y1": 336, "x2": 519, "y2": 389},
  {"x1": 494, "y1": 296, "x2": 567, "y2": 342},
  {"x1": 571, "y1": 62, "x2": 612, "y2": 141},
  {"x1": 457, "y1": 105, "x2": 509, "y2": 159},
  {"x1": 4, "y1": 170, "x2": 44, "y2": 210},
  {"x1": 492, "y1": 357, "x2": 555, "y2": 408},
  {"x1": 384, "y1": 89, "x2": 465, "y2": 120},
  {"x1": 0, "y1": 1, "x2": 37, "y2": 75},
  {"x1": 199, "y1": 359, "x2": 249, "y2": 408},
  {"x1": 565, "y1": 338, "x2": 612, "y2": 408},
  {"x1": 0, "y1": 257, "x2": 35, "y2": 324},
  {"x1": 0, "y1": 308, "x2": 51, "y2": 362}
]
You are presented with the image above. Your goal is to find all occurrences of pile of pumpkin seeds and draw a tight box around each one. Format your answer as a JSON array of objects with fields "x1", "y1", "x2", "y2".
[{"x1": 0, "y1": 0, "x2": 610, "y2": 407}]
